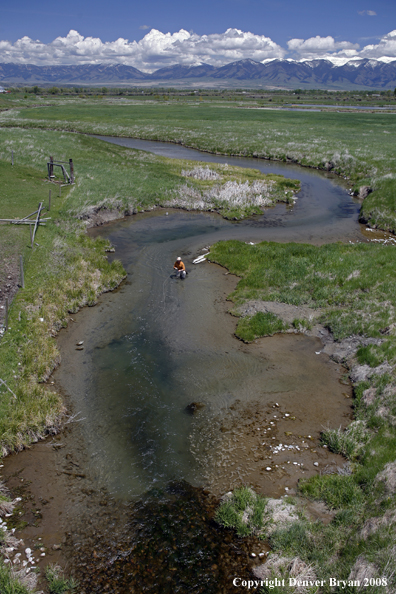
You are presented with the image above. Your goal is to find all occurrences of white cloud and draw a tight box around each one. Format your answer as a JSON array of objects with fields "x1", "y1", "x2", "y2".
[
  {"x1": 0, "y1": 28, "x2": 285, "y2": 71},
  {"x1": 139, "y1": 25, "x2": 149, "y2": 30},
  {"x1": 287, "y1": 30, "x2": 396, "y2": 64},
  {"x1": 359, "y1": 29, "x2": 396, "y2": 59},
  {"x1": 288, "y1": 35, "x2": 359, "y2": 60},
  {"x1": 358, "y1": 10, "x2": 377, "y2": 16},
  {"x1": 1, "y1": 28, "x2": 396, "y2": 71}
]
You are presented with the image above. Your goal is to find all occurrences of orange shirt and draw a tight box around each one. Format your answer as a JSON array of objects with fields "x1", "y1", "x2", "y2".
[{"x1": 174, "y1": 260, "x2": 185, "y2": 271}]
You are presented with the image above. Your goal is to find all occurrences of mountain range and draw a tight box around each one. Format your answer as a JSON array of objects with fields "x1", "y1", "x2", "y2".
[{"x1": 1, "y1": 58, "x2": 396, "y2": 89}]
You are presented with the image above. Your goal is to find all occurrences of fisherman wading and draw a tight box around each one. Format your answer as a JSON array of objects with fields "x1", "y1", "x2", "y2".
[{"x1": 174, "y1": 257, "x2": 186, "y2": 279}]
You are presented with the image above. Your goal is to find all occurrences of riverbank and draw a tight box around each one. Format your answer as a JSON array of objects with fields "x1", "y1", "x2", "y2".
[
  {"x1": 0, "y1": 210, "x2": 125, "y2": 591},
  {"x1": 210, "y1": 239, "x2": 396, "y2": 591}
]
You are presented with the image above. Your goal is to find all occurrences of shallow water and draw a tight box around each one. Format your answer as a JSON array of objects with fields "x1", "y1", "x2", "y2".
[
  {"x1": 284, "y1": 104, "x2": 396, "y2": 111},
  {"x1": 55, "y1": 208, "x2": 353, "y2": 501},
  {"x1": 50, "y1": 142, "x2": 362, "y2": 591}
]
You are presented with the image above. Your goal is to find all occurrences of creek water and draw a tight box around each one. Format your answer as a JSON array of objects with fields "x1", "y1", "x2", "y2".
[
  {"x1": 41, "y1": 140, "x2": 366, "y2": 591},
  {"x1": 94, "y1": 135, "x2": 362, "y2": 244}
]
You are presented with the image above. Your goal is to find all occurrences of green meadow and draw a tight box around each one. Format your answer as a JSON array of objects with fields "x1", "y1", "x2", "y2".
[{"x1": 1, "y1": 99, "x2": 396, "y2": 230}]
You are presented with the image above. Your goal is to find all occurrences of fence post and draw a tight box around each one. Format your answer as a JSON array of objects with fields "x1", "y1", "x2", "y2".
[
  {"x1": 49, "y1": 189, "x2": 51, "y2": 211},
  {"x1": 59, "y1": 184, "x2": 61, "y2": 197},
  {"x1": 20, "y1": 255, "x2": 24, "y2": 289},
  {"x1": 11, "y1": 150, "x2": 14, "y2": 166},
  {"x1": 69, "y1": 158, "x2": 74, "y2": 184},
  {"x1": 5, "y1": 298, "x2": 8, "y2": 332},
  {"x1": 49, "y1": 156, "x2": 54, "y2": 178},
  {"x1": 29, "y1": 223, "x2": 33, "y2": 248}
]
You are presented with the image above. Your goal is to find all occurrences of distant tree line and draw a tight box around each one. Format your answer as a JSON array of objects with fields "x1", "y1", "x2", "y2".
[{"x1": 4, "y1": 85, "x2": 396, "y2": 99}]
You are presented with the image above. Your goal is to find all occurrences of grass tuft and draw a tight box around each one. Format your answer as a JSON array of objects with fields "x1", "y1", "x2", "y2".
[
  {"x1": 215, "y1": 486, "x2": 267, "y2": 537},
  {"x1": 299, "y1": 474, "x2": 364, "y2": 509},
  {"x1": 321, "y1": 421, "x2": 370, "y2": 460},
  {"x1": 236, "y1": 311, "x2": 287, "y2": 341},
  {"x1": 0, "y1": 560, "x2": 31, "y2": 594},
  {"x1": 45, "y1": 564, "x2": 78, "y2": 594}
]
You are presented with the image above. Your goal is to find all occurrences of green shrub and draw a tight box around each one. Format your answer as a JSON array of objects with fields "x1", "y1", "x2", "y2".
[
  {"x1": 357, "y1": 345, "x2": 384, "y2": 368},
  {"x1": 270, "y1": 522, "x2": 312, "y2": 557},
  {"x1": 45, "y1": 565, "x2": 78, "y2": 594},
  {"x1": 292, "y1": 318, "x2": 312, "y2": 331}
]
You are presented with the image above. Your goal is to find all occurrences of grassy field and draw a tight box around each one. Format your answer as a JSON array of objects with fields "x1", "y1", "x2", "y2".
[
  {"x1": 211, "y1": 239, "x2": 396, "y2": 591},
  {"x1": 3, "y1": 87, "x2": 396, "y2": 108},
  {"x1": 212, "y1": 240, "x2": 396, "y2": 345},
  {"x1": 0, "y1": 128, "x2": 299, "y2": 221},
  {"x1": 1, "y1": 99, "x2": 395, "y2": 230}
]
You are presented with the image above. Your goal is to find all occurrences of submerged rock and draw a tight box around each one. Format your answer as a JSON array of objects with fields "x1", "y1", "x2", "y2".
[{"x1": 185, "y1": 402, "x2": 205, "y2": 415}]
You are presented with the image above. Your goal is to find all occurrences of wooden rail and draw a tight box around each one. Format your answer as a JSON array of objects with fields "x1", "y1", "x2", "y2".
[
  {"x1": 0, "y1": 219, "x2": 48, "y2": 225},
  {"x1": 31, "y1": 202, "x2": 43, "y2": 248}
]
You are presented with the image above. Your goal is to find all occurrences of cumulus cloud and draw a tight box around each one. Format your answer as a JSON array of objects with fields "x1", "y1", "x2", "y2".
[
  {"x1": 1, "y1": 28, "x2": 396, "y2": 70},
  {"x1": 0, "y1": 28, "x2": 285, "y2": 71},
  {"x1": 288, "y1": 35, "x2": 359, "y2": 60},
  {"x1": 287, "y1": 30, "x2": 396, "y2": 63},
  {"x1": 359, "y1": 29, "x2": 396, "y2": 59}
]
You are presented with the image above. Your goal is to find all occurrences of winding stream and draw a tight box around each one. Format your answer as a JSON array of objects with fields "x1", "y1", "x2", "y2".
[
  {"x1": 12, "y1": 139, "x2": 368, "y2": 592},
  {"x1": 94, "y1": 135, "x2": 362, "y2": 245},
  {"x1": 56, "y1": 138, "x2": 362, "y2": 499}
]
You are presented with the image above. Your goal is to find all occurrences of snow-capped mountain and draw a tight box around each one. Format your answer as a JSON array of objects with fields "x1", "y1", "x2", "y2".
[{"x1": 1, "y1": 58, "x2": 396, "y2": 88}]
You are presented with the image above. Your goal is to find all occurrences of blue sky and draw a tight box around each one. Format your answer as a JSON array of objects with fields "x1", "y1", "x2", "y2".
[{"x1": 1, "y1": 0, "x2": 396, "y2": 70}]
